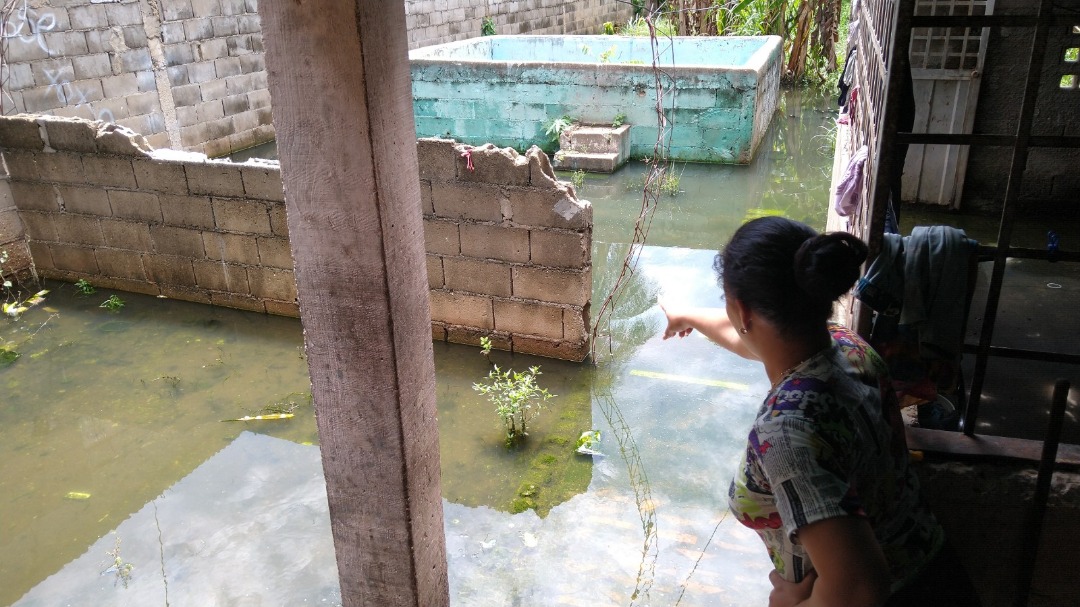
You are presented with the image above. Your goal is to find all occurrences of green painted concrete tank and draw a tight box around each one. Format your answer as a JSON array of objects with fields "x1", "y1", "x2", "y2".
[{"x1": 409, "y1": 35, "x2": 782, "y2": 164}]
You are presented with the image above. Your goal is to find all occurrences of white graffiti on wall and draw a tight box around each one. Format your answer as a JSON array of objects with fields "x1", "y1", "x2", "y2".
[{"x1": 1, "y1": 0, "x2": 115, "y2": 122}]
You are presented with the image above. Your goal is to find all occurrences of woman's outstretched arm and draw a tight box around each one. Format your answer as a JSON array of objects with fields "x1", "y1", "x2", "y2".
[{"x1": 659, "y1": 302, "x2": 759, "y2": 361}]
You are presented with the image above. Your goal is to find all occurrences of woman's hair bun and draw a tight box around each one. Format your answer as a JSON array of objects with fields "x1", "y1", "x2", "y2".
[{"x1": 792, "y1": 232, "x2": 869, "y2": 303}]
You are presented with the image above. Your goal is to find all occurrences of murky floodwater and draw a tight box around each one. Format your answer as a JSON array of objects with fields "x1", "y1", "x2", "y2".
[{"x1": 11, "y1": 88, "x2": 1070, "y2": 605}]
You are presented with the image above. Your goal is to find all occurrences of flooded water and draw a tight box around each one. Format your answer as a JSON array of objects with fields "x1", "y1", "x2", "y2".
[{"x1": 0, "y1": 90, "x2": 885, "y2": 605}]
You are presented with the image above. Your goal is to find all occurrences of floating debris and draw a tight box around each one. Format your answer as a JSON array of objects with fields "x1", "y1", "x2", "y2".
[
  {"x1": 221, "y1": 413, "x2": 295, "y2": 422},
  {"x1": 64, "y1": 491, "x2": 92, "y2": 500}
]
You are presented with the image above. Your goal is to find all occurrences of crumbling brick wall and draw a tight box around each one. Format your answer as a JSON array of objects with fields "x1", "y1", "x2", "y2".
[
  {"x1": 0, "y1": 116, "x2": 593, "y2": 361},
  {"x1": 420, "y1": 138, "x2": 592, "y2": 361}
]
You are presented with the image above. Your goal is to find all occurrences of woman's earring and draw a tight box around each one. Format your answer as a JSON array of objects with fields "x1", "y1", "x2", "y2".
[{"x1": 739, "y1": 327, "x2": 749, "y2": 334}]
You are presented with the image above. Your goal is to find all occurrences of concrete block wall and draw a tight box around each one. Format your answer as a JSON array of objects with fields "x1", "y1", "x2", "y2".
[
  {"x1": 404, "y1": 0, "x2": 632, "y2": 50},
  {"x1": 0, "y1": 116, "x2": 594, "y2": 361},
  {"x1": 1, "y1": 114, "x2": 294, "y2": 314},
  {"x1": 0, "y1": 0, "x2": 271, "y2": 158},
  {"x1": 421, "y1": 138, "x2": 592, "y2": 361}
]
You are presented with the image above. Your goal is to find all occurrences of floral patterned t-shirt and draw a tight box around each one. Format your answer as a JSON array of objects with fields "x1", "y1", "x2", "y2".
[{"x1": 728, "y1": 324, "x2": 943, "y2": 587}]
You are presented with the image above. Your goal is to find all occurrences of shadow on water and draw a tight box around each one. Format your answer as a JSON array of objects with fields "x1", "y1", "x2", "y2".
[{"x1": 3, "y1": 89, "x2": 840, "y2": 606}]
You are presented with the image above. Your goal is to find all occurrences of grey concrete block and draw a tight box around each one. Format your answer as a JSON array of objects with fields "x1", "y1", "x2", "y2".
[
  {"x1": 184, "y1": 17, "x2": 214, "y2": 41},
  {"x1": 43, "y1": 31, "x2": 89, "y2": 56},
  {"x1": 84, "y1": 30, "x2": 111, "y2": 54},
  {"x1": 102, "y1": 73, "x2": 140, "y2": 98},
  {"x1": 132, "y1": 158, "x2": 188, "y2": 195},
  {"x1": 136, "y1": 71, "x2": 156, "y2": 93},
  {"x1": 83, "y1": 156, "x2": 137, "y2": 189},
  {"x1": 18, "y1": 210, "x2": 57, "y2": 241},
  {"x1": 32, "y1": 58, "x2": 75, "y2": 89},
  {"x1": 268, "y1": 202, "x2": 287, "y2": 237},
  {"x1": 196, "y1": 99, "x2": 225, "y2": 122},
  {"x1": 2, "y1": 63, "x2": 35, "y2": 91},
  {"x1": 459, "y1": 223, "x2": 530, "y2": 263},
  {"x1": 162, "y1": 23, "x2": 187, "y2": 45},
  {"x1": 256, "y1": 235, "x2": 291, "y2": 269},
  {"x1": 237, "y1": 13, "x2": 260, "y2": 34},
  {"x1": 0, "y1": 116, "x2": 45, "y2": 150},
  {"x1": 53, "y1": 213, "x2": 105, "y2": 246},
  {"x1": 431, "y1": 182, "x2": 504, "y2": 222},
  {"x1": 100, "y1": 217, "x2": 151, "y2": 250},
  {"x1": 189, "y1": 61, "x2": 218, "y2": 84},
  {"x1": 197, "y1": 38, "x2": 229, "y2": 61},
  {"x1": 11, "y1": 182, "x2": 59, "y2": 212},
  {"x1": 221, "y1": 0, "x2": 248, "y2": 16},
  {"x1": 191, "y1": 0, "x2": 223, "y2": 18},
  {"x1": 512, "y1": 265, "x2": 589, "y2": 306},
  {"x1": 42, "y1": 118, "x2": 98, "y2": 153},
  {"x1": 200, "y1": 78, "x2": 228, "y2": 102},
  {"x1": 216, "y1": 56, "x2": 243, "y2": 79},
  {"x1": 209, "y1": 291, "x2": 265, "y2": 313},
  {"x1": 109, "y1": 189, "x2": 162, "y2": 222},
  {"x1": 212, "y1": 197, "x2": 270, "y2": 233},
  {"x1": 69, "y1": 5, "x2": 110, "y2": 29},
  {"x1": 127, "y1": 91, "x2": 160, "y2": 116},
  {"x1": 72, "y1": 53, "x2": 113, "y2": 80},
  {"x1": 176, "y1": 105, "x2": 197, "y2": 127},
  {"x1": 151, "y1": 224, "x2": 206, "y2": 257},
  {"x1": 247, "y1": 88, "x2": 271, "y2": 109},
  {"x1": 423, "y1": 219, "x2": 459, "y2": 255},
  {"x1": 38, "y1": 152, "x2": 87, "y2": 184},
  {"x1": 49, "y1": 242, "x2": 99, "y2": 274},
  {"x1": 160, "y1": 194, "x2": 214, "y2": 229},
  {"x1": 222, "y1": 93, "x2": 249, "y2": 115},
  {"x1": 444, "y1": 257, "x2": 511, "y2": 297},
  {"x1": 493, "y1": 299, "x2": 564, "y2": 339},
  {"x1": 58, "y1": 185, "x2": 111, "y2": 215},
  {"x1": 238, "y1": 53, "x2": 263, "y2": 73},
  {"x1": 95, "y1": 248, "x2": 147, "y2": 280},
  {"x1": 188, "y1": 162, "x2": 244, "y2": 197},
  {"x1": 121, "y1": 25, "x2": 148, "y2": 49},
  {"x1": 226, "y1": 33, "x2": 253, "y2": 55},
  {"x1": 212, "y1": 16, "x2": 240, "y2": 37},
  {"x1": 5, "y1": 39, "x2": 50, "y2": 63},
  {"x1": 193, "y1": 258, "x2": 248, "y2": 292},
  {"x1": 143, "y1": 254, "x2": 197, "y2": 288},
  {"x1": 92, "y1": 97, "x2": 131, "y2": 123},
  {"x1": 173, "y1": 83, "x2": 202, "y2": 107},
  {"x1": 429, "y1": 290, "x2": 494, "y2": 329},
  {"x1": 167, "y1": 65, "x2": 189, "y2": 87},
  {"x1": 239, "y1": 165, "x2": 283, "y2": 201},
  {"x1": 247, "y1": 266, "x2": 297, "y2": 302},
  {"x1": 121, "y1": 49, "x2": 153, "y2": 72},
  {"x1": 163, "y1": 1, "x2": 195, "y2": 21},
  {"x1": 224, "y1": 73, "x2": 252, "y2": 95},
  {"x1": 106, "y1": 2, "x2": 144, "y2": 26},
  {"x1": 203, "y1": 231, "x2": 259, "y2": 264}
]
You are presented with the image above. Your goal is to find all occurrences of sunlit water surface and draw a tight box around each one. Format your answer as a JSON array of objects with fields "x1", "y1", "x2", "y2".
[{"x1": 4, "y1": 91, "x2": 845, "y2": 606}]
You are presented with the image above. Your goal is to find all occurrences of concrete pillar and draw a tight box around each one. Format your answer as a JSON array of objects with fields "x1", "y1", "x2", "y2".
[{"x1": 258, "y1": 2, "x2": 448, "y2": 606}]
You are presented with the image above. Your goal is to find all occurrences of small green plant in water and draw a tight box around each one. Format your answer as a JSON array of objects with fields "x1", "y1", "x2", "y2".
[
  {"x1": 74, "y1": 279, "x2": 96, "y2": 296},
  {"x1": 598, "y1": 45, "x2": 617, "y2": 63},
  {"x1": 103, "y1": 536, "x2": 134, "y2": 588},
  {"x1": 1, "y1": 250, "x2": 49, "y2": 319},
  {"x1": 570, "y1": 169, "x2": 586, "y2": 190},
  {"x1": 100, "y1": 295, "x2": 125, "y2": 312},
  {"x1": 576, "y1": 430, "x2": 602, "y2": 455},
  {"x1": 660, "y1": 168, "x2": 682, "y2": 197},
  {"x1": 481, "y1": 16, "x2": 495, "y2": 36},
  {"x1": 474, "y1": 336, "x2": 555, "y2": 446}
]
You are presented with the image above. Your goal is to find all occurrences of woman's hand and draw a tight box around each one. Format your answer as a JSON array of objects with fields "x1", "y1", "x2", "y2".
[
  {"x1": 768, "y1": 569, "x2": 817, "y2": 607},
  {"x1": 659, "y1": 302, "x2": 695, "y2": 339}
]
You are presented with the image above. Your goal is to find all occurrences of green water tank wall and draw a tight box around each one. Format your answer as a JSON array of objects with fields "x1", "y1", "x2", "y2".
[{"x1": 409, "y1": 35, "x2": 782, "y2": 164}]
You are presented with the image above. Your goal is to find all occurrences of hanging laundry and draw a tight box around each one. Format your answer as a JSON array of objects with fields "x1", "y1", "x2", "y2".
[{"x1": 834, "y1": 145, "x2": 868, "y2": 217}]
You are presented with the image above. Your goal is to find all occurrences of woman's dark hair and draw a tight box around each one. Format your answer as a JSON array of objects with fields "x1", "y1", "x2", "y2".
[{"x1": 714, "y1": 216, "x2": 868, "y2": 335}]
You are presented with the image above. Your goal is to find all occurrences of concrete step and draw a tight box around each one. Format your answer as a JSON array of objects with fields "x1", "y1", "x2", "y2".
[
  {"x1": 554, "y1": 123, "x2": 631, "y2": 173},
  {"x1": 552, "y1": 150, "x2": 622, "y2": 173}
]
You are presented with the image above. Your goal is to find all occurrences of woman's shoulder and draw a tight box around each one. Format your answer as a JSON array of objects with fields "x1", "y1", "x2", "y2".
[{"x1": 828, "y1": 323, "x2": 889, "y2": 378}]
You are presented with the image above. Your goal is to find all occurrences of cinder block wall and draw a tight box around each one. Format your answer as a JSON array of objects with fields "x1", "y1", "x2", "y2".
[
  {"x1": 404, "y1": 0, "x2": 633, "y2": 50},
  {"x1": 0, "y1": 116, "x2": 593, "y2": 361},
  {"x1": 0, "y1": 0, "x2": 270, "y2": 158},
  {"x1": 420, "y1": 138, "x2": 592, "y2": 362}
]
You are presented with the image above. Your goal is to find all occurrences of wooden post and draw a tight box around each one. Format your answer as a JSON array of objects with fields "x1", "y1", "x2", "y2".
[{"x1": 257, "y1": 2, "x2": 448, "y2": 606}]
